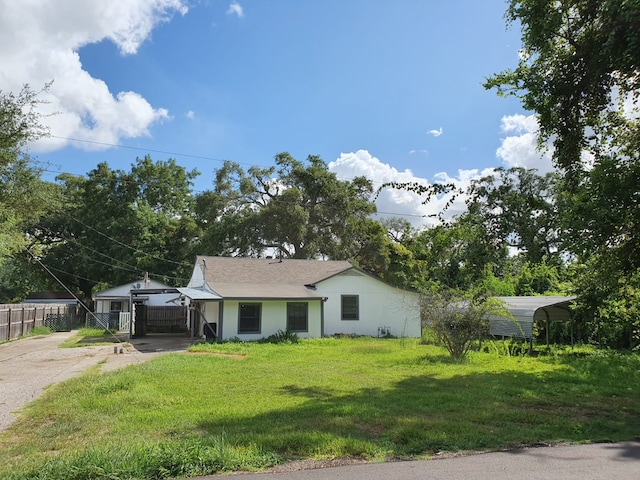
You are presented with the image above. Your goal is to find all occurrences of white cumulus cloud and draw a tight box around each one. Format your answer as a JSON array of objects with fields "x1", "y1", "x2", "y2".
[
  {"x1": 428, "y1": 127, "x2": 443, "y2": 137},
  {"x1": 496, "y1": 114, "x2": 553, "y2": 172},
  {"x1": 227, "y1": 1, "x2": 244, "y2": 17},
  {"x1": 328, "y1": 150, "x2": 489, "y2": 229},
  {"x1": 0, "y1": 0, "x2": 188, "y2": 152}
]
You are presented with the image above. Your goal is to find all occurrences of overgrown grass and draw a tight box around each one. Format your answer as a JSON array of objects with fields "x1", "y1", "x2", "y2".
[
  {"x1": 1, "y1": 338, "x2": 639, "y2": 479},
  {"x1": 59, "y1": 328, "x2": 126, "y2": 348},
  {"x1": 28, "y1": 326, "x2": 53, "y2": 336},
  {"x1": 1, "y1": 326, "x2": 53, "y2": 345}
]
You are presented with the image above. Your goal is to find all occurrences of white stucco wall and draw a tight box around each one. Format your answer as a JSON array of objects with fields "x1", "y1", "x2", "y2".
[
  {"x1": 317, "y1": 271, "x2": 421, "y2": 338},
  {"x1": 214, "y1": 299, "x2": 323, "y2": 341},
  {"x1": 197, "y1": 300, "x2": 220, "y2": 337},
  {"x1": 187, "y1": 262, "x2": 205, "y2": 289},
  {"x1": 145, "y1": 293, "x2": 182, "y2": 307}
]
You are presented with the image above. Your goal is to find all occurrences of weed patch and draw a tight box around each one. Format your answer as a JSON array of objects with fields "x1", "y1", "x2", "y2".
[{"x1": 59, "y1": 328, "x2": 126, "y2": 348}]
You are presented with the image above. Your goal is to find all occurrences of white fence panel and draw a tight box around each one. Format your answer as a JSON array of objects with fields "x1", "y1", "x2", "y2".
[{"x1": 119, "y1": 312, "x2": 131, "y2": 332}]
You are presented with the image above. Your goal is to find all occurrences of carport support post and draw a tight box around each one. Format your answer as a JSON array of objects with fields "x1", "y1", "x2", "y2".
[
  {"x1": 188, "y1": 299, "x2": 194, "y2": 345},
  {"x1": 129, "y1": 292, "x2": 135, "y2": 340},
  {"x1": 571, "y1": 317, "x2": 574, "y2": 348},
  {"x1": 545, "y1": 310, "x2": 550, "y2": 348}
]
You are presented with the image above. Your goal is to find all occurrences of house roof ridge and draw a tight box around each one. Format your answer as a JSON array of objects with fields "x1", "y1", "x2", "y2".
[{"x1": 195, "y1": 255, "x2": 354, "y2": 288}]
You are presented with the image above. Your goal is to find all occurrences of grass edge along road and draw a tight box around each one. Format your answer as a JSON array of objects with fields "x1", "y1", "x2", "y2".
[{"x1": 1, "y1": 337, "x2": 639, "y2": 480}]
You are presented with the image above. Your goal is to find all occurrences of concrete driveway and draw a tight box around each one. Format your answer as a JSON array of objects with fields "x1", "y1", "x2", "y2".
[{"x1": 0, "y1": 331, "x2": 191, "y2": 432}]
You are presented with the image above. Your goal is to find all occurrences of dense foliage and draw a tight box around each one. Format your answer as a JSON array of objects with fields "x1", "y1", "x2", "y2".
[
  {"x1": 486, "y1": 0, "x2": 640, "y2": 349},
  {"x1": 193, "y1": 153, "x2": 383, "y2": 265},
  {"x1": 0, "y1": 85, "x2": 60, "y2": 259},
  {"x1": 27, "y1": 157, "x2": 200, "y2": 299}
]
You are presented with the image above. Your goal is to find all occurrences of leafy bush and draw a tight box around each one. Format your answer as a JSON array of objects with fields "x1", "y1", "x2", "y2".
[
  {"x1": 420, "y1": 290, "x2": 511, "y2": 360},
  {"x1": 259, "y1": 329, "x2": 299, "y2": 344}
]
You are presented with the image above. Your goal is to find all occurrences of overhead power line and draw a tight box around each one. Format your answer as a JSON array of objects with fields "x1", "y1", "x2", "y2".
[
  {"x1": 66, "y1": 214, "x2": 194, "y2": 270},
  {"x1": 50, "y1": 135, "x2": 242, "y2": 167}
]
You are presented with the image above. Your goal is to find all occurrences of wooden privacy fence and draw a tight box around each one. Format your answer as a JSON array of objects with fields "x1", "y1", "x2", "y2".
[
  {"x1": 86, "y1": 306, "x2": 187, "y2": 335},
  {"x1": 145, "y1": 305, "x2": 188, "y2": 331},
  {"x1": 0, "y1": 304, "x2": 75, "y2": 342}
]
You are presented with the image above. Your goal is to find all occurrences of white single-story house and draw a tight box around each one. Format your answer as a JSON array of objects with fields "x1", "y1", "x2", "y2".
[
  {"x1": 490, "y1": 296, "x2": 576, "y2": 341},
  {"x1": 183, "y1": 256, "x2": 421, "y2": 341}
]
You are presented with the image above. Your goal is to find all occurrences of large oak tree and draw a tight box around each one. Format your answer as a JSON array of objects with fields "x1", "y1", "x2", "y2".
[{"x1": 194, "y1": 153, "x2": 383, "y2": 266}]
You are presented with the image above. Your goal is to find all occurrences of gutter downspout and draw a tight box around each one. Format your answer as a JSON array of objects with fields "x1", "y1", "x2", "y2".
[
  {"x1": 321, "y1": 297, "x2": 327, "y2": 337},
  {"x1": 218, "y1": 301, "x2": 224, "y2": 343}
]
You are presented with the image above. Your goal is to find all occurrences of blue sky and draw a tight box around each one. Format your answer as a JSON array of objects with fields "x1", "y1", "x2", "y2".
[{"x1": 1, "y1": 0, "x2": 550, "y2": 226}]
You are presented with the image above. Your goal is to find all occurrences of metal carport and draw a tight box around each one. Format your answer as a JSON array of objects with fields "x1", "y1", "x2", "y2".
[
  {"x1": 490, "y1": 296, "x2": 576, "y2": 346},
  {"x1": 128, "y1": 287, "x2": 222, "y2": 342}
]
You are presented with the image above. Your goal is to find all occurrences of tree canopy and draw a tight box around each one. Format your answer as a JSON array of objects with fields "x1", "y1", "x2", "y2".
[
  {"x1": 194, "y1": 153, "x2": 380, "y2": 263},
  {"x1": 0, "y1": 84, "x2": 60, "y2": 258},
  {"x1": 487, "y1": 0, "x2": 640, "y2": 348},
  {"x1": 466, "y1": 167, "x2": 559, "y2": 264},
  {"x1": 485, "y1": 0, "x2": 640, "y2": 174},
  {"x1": 29, "y1": 157, "x2": 199, "y2": 299}
]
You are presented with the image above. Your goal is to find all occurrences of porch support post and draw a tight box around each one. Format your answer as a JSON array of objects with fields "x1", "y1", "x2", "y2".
[
  {"x1": 217, "y1": 301, "x2": 224, "y2": 343},
  {"x1": 188, "y1": 299, "x2": 194, "y2": 345},
  {"x1": 129, "y1": 291, "x2": 134, "y2": 340}
]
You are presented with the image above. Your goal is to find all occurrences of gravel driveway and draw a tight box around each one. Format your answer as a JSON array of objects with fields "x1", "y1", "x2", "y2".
[{"x1": 0, "y1": 331, "x2": 191, "y2": 432}]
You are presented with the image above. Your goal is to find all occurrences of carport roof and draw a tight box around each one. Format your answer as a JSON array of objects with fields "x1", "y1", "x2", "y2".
[
  {"x1": 495, "y1": 296, "x2": 576, "y2": 316},
  {"x1": 176, "y1": 287, "x2": 222, "y2": 301},
  {"x1": 127, "y1": 287, "x2": 222, "y2": 301}
]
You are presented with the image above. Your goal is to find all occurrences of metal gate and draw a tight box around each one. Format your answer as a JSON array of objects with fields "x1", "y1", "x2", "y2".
[{"x1": 44, "y1": 313, "x2": 72, "y2": 332}]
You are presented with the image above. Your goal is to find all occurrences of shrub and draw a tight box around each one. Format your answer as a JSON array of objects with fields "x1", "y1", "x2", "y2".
[
  {"x1": 420, "y1": 290, "x2": 511, "y2": 360},
  {"x1": 259, "y1": 330, "x2": 299, "y2": 344}
]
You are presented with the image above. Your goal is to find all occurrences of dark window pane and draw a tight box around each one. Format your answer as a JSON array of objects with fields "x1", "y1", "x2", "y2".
[
  {"x1": 287, "y1": 302, "x2": 308, "y2": 332},
  {"x1": 341, "y1": 295, "x2": 359, "y2": 320},
  {"x1": 239, "y1": 303, "x2": 261, "y2": 333}
]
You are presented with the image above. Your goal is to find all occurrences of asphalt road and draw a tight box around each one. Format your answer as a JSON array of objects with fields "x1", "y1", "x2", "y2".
[{"x1": 204, "y1": 442, "x2": 640, "y2": 480}]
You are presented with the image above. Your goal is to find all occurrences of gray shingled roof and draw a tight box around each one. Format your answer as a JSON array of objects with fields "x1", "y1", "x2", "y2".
[{"x1": 196, "y1": 256, "x2": 354, "y2": 299}]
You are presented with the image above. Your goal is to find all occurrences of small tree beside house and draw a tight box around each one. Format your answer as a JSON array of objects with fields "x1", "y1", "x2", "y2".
[{"x1": 421, "y1": 290, "x2": 511, "y2": 360}]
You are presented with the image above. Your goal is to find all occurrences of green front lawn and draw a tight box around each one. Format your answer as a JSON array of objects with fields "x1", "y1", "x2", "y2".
[{"x1": 1, "y1": 338, "x2": 639, "y2": 479}]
